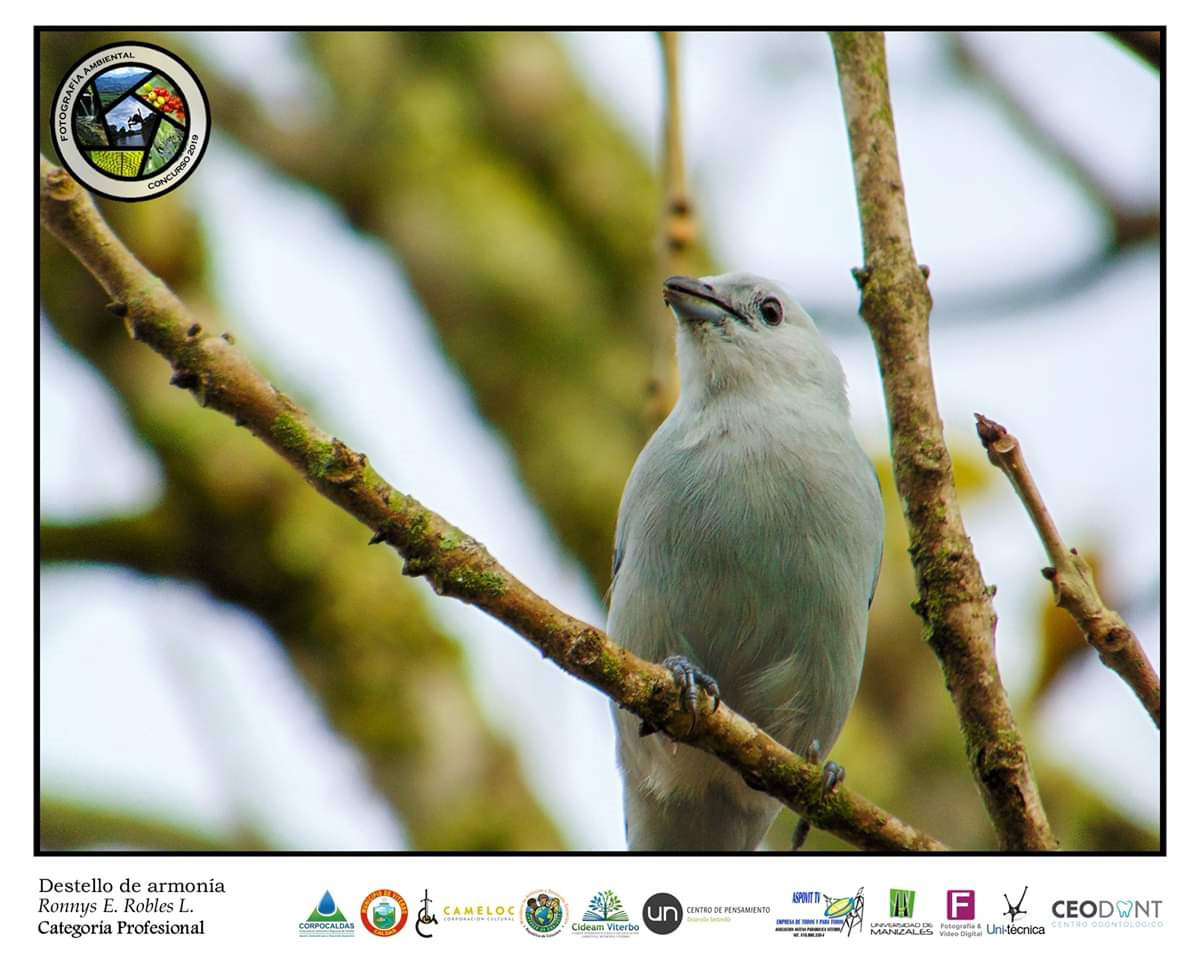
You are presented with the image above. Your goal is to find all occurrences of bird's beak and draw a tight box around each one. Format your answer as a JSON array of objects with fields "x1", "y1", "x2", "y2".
[{"x1": 662, "y1": 276, "x2": 744, "y2": 327}]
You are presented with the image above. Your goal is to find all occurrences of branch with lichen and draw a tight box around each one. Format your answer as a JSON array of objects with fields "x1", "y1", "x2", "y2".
[
  {"x1": 40, "y1": 154, "x2": 944, "y2": 852},
  {"x1": 974, "y1": 414, "x2": 1160, "y2": 727},
  {"x1": 829, "y1": 32, "x2": 1057, "y2": 851}
]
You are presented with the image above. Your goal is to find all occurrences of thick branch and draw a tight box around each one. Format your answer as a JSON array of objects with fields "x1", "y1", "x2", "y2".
[
  {"x1": 830, "y1": 32, "x2": 1057, "y2": 850},
  {"x1": 40, "y1": 155, "x2": 943, "y2": 852},
  {"x1": 974, "y1": 414, "x2": 1160, "y2": 727}
]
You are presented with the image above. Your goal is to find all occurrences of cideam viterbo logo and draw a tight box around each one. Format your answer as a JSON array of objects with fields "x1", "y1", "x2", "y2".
[
  {"x1": 360, "y1": 889, "x2": 407, "y2": 937},
  {"x1": 572, "y1": 890, "x2": 639, "y2": 937},
  {"x1": 50, "y1": 41, "x2": 210, "y2": 201},
  {"x1": 521, "y1": 889, "x2": 567, "y2": 937}
]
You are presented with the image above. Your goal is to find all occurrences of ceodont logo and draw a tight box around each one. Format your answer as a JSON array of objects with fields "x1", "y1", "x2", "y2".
[{"x1": 49, "y1": 41, "x2": 210, "y2": 201}]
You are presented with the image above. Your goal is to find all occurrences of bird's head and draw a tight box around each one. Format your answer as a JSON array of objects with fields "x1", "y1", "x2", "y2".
[{"x1": 662, "y1": 272, "x2": 847, "y2": 410}]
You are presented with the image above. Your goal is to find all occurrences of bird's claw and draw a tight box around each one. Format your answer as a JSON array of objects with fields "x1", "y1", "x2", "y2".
[
  {"x1": 792, "y1": 741, "x2": 846, "y2": 850},
  {"x1": 821, "y1": 760, "x2": 845, "y2": 798},
  {"x1": 662, "y1": 654, "x2": 720, "y2": 734}
]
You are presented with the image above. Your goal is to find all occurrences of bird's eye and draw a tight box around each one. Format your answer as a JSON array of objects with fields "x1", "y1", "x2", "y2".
[{"x1": 760, "y1": 297, "x2": 783, "y2": 326}]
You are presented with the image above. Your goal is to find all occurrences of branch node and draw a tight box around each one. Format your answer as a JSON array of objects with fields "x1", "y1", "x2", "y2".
[{"x1": 169, "y1": 370, "x2": 200, "y2": 391}]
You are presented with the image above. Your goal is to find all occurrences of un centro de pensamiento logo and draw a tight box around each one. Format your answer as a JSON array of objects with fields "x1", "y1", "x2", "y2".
[{"x1": 49, "y1": 41, "x2": 210, "y2": 201}]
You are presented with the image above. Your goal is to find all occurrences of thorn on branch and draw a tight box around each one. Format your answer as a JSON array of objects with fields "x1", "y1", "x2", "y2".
[
  {"x1": 187, "y1": 323, "x2": 202, "y2": 337},
  {"x1": 221, "y1": 332, "x2": 236, "y2": 344},
  {"x1": 919, "y1": 264, "x2": 931, "y2": 279},
  {"x1": 851, "y1": 266, "x2": 872, "y2": 290},
  {"x1": 105, "y1": 301, "x2": 127, "y2": 317},
  {"x1": 368, "y1": 529, "x2": 389, "y2": 545}
]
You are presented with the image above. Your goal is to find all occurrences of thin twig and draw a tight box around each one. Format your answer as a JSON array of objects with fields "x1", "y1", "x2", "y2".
[
  {"x1": 829, "y1": 32, "x2": 1057, "y2": 851},
  {"x1": 39, "y1": 154, "x2": 946, "y2": 852},
  {"x1": 948, "y1": 33, "x2": 1158, "y2": 251},
  {"x1": 974, "y1": 414, "x2": 1160, "y2": 727},
  {"x1": 645, "y1": 30, "x2": 695, "y2": 429}
]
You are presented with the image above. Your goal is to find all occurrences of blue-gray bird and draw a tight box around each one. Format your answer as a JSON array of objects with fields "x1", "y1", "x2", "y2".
[{"x1": 608, "y1": 273, "x2": 884, "y2": 850}]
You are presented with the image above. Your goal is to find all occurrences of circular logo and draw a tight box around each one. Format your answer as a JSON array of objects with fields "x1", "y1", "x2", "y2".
[
  {"x1": 360, "y1": 889, "x2": 408, "y2": 937},
  {"x1": 49, "y1": 41, "x2": 210, "y2": 201},
  {"x1": 643, "y1": 892, "x2": 683, "y2": 935},
  {"x1": 521, "y1": 889, "x2": 567, "y2": 937}
]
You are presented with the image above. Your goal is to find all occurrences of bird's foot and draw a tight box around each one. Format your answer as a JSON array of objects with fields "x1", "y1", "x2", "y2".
[
  {"x1": 661, "y1": 654, "x2": 721, "y2": 735},
  {"x1": 791, "y1": 739, "x2": 846, "y2": 851}
]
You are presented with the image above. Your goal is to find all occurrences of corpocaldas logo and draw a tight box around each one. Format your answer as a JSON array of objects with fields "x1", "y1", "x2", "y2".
[
  {"x1": 521, "y1": 889, "x2": 567, "y2": 937},
  {"x1": 298, "y1": 890, "x2": 355, "y2": 937},
  {"x1": 49, "y1": 41, "x2": 210, "y2": 201},
  {"x1": 360, "y1": 889, "x2": 408, "y2": 937}
]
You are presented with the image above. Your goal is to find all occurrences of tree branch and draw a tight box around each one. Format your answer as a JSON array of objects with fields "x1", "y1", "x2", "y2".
[
  {"x1": 1107, "y1": 30, "x2": 1162, "y2": 70},
  {"x1": 974, "y1": 414, "x2": 1160, "y2": 727},
  {"x1": 645, "y1": 31, "x2": 695, "y2": 426},
  {"x1": 39, "y1": 154, "x2": 944, "y2": 852},
  {"x1": 829, "y1": 32, "x2": 1057, "y2": 850},
  {"x1": 948, "y1": 34, "x2": 1158, "y2": 251}
]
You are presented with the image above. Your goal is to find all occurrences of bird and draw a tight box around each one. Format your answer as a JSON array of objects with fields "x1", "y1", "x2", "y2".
[{"x1": 608, "y1": 273, "x2": 884, "y2": 850}]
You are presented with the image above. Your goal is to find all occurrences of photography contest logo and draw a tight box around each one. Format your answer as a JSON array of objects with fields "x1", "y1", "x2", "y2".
[
  {"x1": 50, "y1": 41, "x2": 210, "y2": 201},
  {"x1": 521, "y1": 889, "x2": 567, "y2": 938}
]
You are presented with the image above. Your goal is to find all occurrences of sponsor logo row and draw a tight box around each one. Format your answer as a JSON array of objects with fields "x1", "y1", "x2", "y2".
[{"x1": 298, "y1": 887, "x2": 1165, "y2": 939}]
